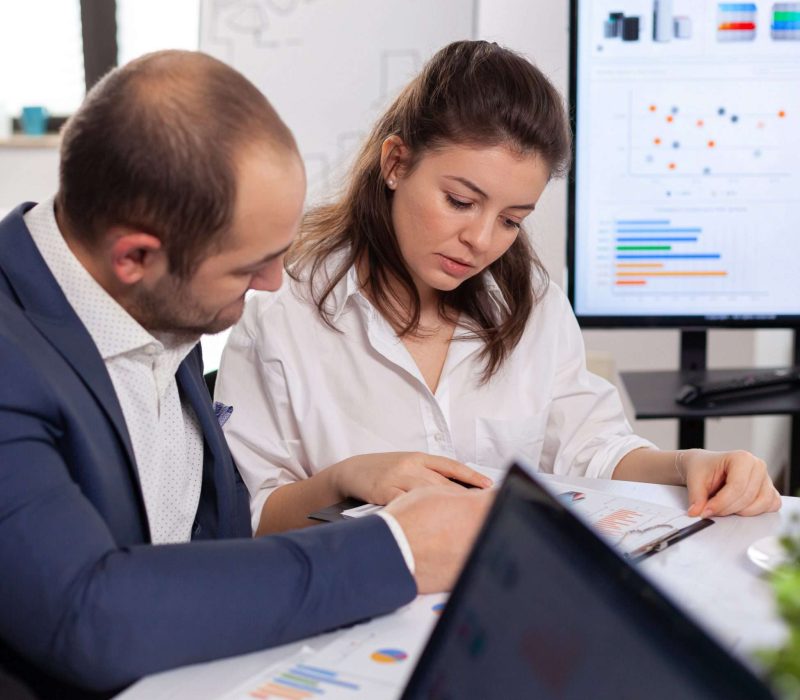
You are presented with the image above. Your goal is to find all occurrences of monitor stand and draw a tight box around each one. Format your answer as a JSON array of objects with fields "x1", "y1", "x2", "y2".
[
  {"x1": 620, "y1": 329, "x2": 800, "y2": 494},
  {"x1": 677, "y1": 330, "x2": 707, "y2": 449}
]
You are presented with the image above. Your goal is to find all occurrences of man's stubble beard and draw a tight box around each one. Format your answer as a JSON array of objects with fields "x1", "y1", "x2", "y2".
[{"x1": 129, "y1": 275, "x2": 224, "y2": 339}]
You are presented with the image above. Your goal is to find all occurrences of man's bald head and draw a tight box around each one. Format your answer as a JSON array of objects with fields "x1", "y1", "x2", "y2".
[{"x1": 57, "y1": 50, "x2": 298, "y2": 277}]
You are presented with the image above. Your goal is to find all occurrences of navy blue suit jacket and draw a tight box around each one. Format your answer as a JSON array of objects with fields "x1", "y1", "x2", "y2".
[{"x1": 0, "y1": 204, "x2": 416, "y2": 696}]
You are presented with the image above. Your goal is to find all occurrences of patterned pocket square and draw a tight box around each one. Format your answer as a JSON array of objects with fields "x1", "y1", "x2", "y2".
[{"x1": 213, "y1": 401, "x2": 234, "y2": 428}]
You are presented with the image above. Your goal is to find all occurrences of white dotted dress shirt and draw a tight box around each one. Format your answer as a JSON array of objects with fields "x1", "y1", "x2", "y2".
[{"x1": 25, "y1": 199, "x2": 204, "y2": 544}]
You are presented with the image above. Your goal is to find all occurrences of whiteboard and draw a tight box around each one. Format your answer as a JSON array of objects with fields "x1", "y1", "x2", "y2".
[{"x1": 199, "y1": 0, "x2": 476, "y2": 201}]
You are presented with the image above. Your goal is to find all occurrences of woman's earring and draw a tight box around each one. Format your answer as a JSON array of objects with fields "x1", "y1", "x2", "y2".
[{"x1": 386, "y1": 178, "x2": 396, "y2": 189}]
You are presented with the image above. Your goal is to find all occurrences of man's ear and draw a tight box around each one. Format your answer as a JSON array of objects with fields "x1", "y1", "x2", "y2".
[
  {"x1": 380, "y1": 135, "x2": 410, "y2": 187},
  {"x1": 107, "y1": 227, "x2": 165, "y2": 285}
]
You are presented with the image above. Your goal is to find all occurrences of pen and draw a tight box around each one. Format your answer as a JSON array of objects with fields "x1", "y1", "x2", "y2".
[{"x1": 624, "y1": 518, "x2": 714, "y2": 563}]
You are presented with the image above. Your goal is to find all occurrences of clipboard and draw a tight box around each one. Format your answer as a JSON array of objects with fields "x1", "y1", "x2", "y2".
[
  {"x1": 624, "y1": 517, "x2": 715, "y2": 563},
  {"x1": 308, "y1": 497, "x2": 366, "y2": 523},
  {"x1": 307, "y1": 478, "x2": 482, "y2": 523}
]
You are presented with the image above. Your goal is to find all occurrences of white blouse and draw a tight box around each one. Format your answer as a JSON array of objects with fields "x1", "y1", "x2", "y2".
[{"x1": 216, "y1": 264, "x2": 655, "y2": 531}]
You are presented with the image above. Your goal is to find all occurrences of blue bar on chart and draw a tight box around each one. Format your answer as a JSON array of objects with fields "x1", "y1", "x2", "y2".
[{"x1": 247, "y1": 663, "x2": 361, "y2": 699}]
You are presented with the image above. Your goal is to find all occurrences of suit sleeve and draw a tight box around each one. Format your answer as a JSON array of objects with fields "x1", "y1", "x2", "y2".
[{"x1": 0, "y1": 336, "x2": 416, "y2": 692}]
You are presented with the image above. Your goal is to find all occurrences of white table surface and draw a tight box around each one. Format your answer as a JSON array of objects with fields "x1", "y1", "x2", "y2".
[{"x1": 116, "y1": 475, "x2": 797, "y2": 699}]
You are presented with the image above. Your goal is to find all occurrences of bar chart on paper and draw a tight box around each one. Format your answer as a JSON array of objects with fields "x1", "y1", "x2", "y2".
[
  {"x1": 244, "y1": 664, "x2": 371, "y2": 699},
  {"x1": 221, "y1": 595, "x2": 447, "y2": 700},
  {"x1": 548, "y1": 481, "x2": 702, "y2": 555}
]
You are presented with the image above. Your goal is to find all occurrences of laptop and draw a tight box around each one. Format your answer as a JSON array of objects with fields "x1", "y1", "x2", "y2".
[{"x1": 401, "y1": 462, "x2": 775, "y2": 699}]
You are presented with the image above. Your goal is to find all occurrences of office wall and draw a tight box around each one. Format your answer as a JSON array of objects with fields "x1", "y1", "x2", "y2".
[{"x1": 0, "y1": 146, "x2": 59, "y2": 212}]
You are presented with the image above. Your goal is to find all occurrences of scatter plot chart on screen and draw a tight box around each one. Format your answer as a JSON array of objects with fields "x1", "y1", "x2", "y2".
[{"x1": 630, "y1": 89, "x2": 795, "y2": 177}]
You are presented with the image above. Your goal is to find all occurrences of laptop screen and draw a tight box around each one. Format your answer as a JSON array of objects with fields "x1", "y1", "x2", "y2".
[{"x1": 402, "y1": 464, "x2": 774, "y2": 699}]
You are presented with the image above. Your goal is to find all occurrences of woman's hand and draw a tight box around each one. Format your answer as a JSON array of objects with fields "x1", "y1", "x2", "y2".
[
  {"x1": 680, "y1": 448, "x2": 782, "y2": 518},
  {"x1": 331, "y1": 451, "x2": 493, "y2": 505}
]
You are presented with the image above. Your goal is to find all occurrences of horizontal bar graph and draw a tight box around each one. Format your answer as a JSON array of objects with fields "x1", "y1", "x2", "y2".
[
  {"x1": 611, "y1": 218, "x2": 725, "y2": 286},
  {"x1": 247, "y1": 664, "x2": 361, "y2": 699}
]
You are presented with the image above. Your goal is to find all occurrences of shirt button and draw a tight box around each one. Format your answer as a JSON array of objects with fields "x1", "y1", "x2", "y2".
[{"x1": 434, "y1": 432, "x2": 445, "y2": 443}]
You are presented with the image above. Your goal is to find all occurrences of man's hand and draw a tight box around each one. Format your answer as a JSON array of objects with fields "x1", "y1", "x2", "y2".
[
  {"x1": 332, "y1": 452, "x2": 492, "y2": 505},
  {"x1": 384, "y1": 486, "x2": 494, "y2": 593}
]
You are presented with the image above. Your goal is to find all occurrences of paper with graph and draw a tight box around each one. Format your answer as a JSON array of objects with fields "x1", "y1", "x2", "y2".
[
  {"x1": 220, "y1": 594, "x2": 447, "y2": 700},
  {"x1": 547, "y1": 480, "x2": 707, "y2": 557}
]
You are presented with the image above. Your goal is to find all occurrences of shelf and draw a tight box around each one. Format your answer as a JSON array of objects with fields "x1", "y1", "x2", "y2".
[{"x1": 0, "y1": 134, "x2": 61, "y2": 149}]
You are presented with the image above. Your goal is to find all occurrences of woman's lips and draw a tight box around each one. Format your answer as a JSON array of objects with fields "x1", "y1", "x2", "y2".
[{"x1": 438, "y1": 254, "x2": 474, "y2": 277}]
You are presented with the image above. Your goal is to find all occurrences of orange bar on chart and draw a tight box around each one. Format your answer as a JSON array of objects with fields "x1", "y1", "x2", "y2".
[
  {"x1": 249, "y1": 682, "x2": 313, "y2": 699},
  {"x1": 616, "y1": 271, "x2": 727, "y2": 277}
]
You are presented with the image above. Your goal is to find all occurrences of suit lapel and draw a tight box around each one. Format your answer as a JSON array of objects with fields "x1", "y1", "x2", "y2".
[
  {"x1": 0, "y1": 205, "x2": 141, "y2": 499},
  {"x1": 177, "y1": 354, "x2": 242, "y2": 538}
]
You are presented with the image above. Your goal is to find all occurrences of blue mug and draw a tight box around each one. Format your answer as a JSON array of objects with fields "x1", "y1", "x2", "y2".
[{"x1": 21, "y1": 106, "x2": 49, "y2": 136}]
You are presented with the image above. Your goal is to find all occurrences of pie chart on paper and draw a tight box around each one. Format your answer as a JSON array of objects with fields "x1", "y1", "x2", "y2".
[{"x1": 370, "y1": 648, "x2": 408, "y2": 664}]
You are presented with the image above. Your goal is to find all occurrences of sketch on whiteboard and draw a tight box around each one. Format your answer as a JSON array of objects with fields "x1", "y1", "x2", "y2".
[
  {"x1": 200, "y1": 0, "x2": 474, "y2": 199},
  {"x1": 205, "y1": 0, "x2": 313, "y2": 57},
  {"x1": 376, "y1": 50, "x2": 421, "y2": 105}
]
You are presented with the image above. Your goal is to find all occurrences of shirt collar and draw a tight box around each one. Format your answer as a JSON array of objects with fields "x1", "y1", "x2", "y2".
[{"x1": 24, "y1": 197, "x2": 197, "y2": 364}]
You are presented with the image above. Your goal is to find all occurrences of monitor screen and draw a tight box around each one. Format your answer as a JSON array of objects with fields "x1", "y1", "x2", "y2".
[{"x1": 568, "y1": 0, "x2": 800, "y2": 327}]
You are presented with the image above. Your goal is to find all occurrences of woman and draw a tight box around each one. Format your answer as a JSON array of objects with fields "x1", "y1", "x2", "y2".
[{"x1": 216, "y1": 40, "x2": 781, "y2": 536}]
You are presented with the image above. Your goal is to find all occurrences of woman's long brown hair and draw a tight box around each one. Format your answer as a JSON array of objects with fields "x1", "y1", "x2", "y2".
[{"x1": 288, "y1": 40, "x2": 572, "y2": 381}]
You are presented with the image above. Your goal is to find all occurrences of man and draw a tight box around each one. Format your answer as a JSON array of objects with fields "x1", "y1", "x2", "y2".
[{"x1": 0, "y1": 51, "x2": 490, "y2": 697}]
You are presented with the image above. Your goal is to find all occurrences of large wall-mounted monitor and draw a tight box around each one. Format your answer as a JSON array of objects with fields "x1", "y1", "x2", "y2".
[{"x1": 568, "y1": 0, "x2": 800, "y2": 327}]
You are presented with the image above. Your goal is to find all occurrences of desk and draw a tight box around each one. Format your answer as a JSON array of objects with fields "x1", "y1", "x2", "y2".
[
  {"x1": 622, "y1": 368, "x2": 800, "y2": 494},
  {"x1": 116, "y1": 475, "x2": 795, "y2": 700}
]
